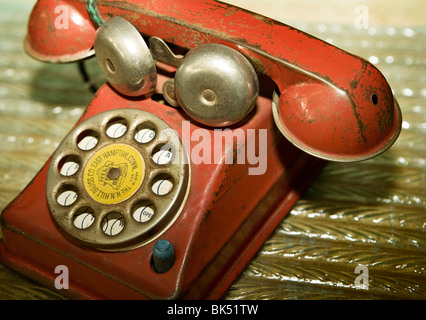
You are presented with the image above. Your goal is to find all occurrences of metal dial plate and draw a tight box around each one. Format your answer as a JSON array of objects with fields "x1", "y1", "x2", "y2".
[{"x1": 46, "y1": 109, "x2": 190, "y2": 251}]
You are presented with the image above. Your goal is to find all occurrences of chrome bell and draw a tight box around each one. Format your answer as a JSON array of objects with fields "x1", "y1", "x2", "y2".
[
  {"x1": 94, "y1": 16, "x2": 157, "y2": 96},
  {"x1": 174, "y1": 44, "x2": 259, "y2": 127}
]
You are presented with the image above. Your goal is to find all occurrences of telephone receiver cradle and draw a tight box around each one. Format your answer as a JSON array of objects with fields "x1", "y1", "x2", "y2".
[{"x1": 0, "y1": 0, "x2": 401, "y2": 299}]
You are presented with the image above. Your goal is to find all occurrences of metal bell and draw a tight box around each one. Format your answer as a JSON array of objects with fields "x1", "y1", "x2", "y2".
[
  {"x1": 94, "y1": 16, "x2": 157, "y2": 96},
  {"x1": 174, "y1": 44, "x2": 259, "y2": 127}
]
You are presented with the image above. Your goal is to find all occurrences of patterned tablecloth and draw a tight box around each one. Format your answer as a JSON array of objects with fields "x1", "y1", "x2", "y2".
[{"x1": 0, "y1": 0, "x2": 425, "y2": 299}]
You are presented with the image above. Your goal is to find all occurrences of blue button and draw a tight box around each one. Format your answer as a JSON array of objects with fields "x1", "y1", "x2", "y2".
[{"x1": 153, "y1": 239, "x2": 175, "y2": 273}]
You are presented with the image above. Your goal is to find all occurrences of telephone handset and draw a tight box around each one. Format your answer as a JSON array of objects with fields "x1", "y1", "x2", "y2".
[
  {"x1": 24, "y1": 0, "x2": 401, "y2": 161},
  {"x1": 0, "y1": 0, "x2": 401, "y2": 299}
]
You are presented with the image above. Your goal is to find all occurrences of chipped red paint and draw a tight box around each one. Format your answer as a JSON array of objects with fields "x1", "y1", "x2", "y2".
[
  {"x1": 25, "y1": 0, "x2": 400, "y2": 161},
  {"x1": 0, "y1": 0, "x2": 401, "y2": 300},
  {"x1": 0, "y1": 71, "x2": 325, "y2": 299},
  {"x1": 24, "y1": 0, "x2": 96, "y2": 62}
]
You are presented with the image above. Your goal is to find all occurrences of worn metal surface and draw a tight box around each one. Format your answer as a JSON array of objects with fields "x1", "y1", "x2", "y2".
[
  {"x1": 24, "y1": 0, "x2": 401, "y2": 162},
  {"x1": 46, "y1": 109, "x2": 190, "y2": 251},
  {"x1": 24, "y1": 0, "x2": 96, "y2": 62},
  {"x1": 225, "y1": 2, "x2": 426, "y2": 299},
  {"x1": 94, "y1": 16, "x2": 157, "y2": 96},
  {"x1": 1, "y1": 69, "x2": 324, "y2": 299},
  {"x1": 0, "y1": 0, "x2": 425, "y2": 299},
  {"x1": 174, "y1": 44, "x2": 259, "y2": 127}
]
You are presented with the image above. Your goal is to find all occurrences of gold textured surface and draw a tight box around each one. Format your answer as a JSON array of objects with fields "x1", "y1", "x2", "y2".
[{"x1": 0, "y1": 0, "x2": 425, "y2": 299}]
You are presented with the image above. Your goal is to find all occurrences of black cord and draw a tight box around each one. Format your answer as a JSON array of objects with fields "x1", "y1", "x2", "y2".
[{"x1": 78, "y1": 60, "x2": 98, "y2": 94}]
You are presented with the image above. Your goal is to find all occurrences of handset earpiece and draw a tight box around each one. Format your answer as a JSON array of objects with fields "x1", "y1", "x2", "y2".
[
  {"x1": 94, "y1": 16, "x2": 157, "y2": 97},
  {"x1": 170, "y1": 44, "x2": 259, "y2": 127}
]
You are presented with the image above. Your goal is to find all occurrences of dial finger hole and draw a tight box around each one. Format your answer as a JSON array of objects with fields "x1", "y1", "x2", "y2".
[
  {"x1": 56, "y1": 185, "x2": 78, "y2": 207},
  {"x1": 73, "y1": 207, "x2": 95, "y2": 230},
  {"x1": 151, "y1": 174, "x2": 174, "y2": 196},
  {"x1": 152, "y1": 144, "x2": 173, "y2": 165},
  {"x1": 102, "y1": 212, "x2": 125, "y2": 236},
  {"x1": 132, "y1": 201, "x2": 155, "y2": 223},
  {"x1": 77, "y1": 130, "x2": 99, "y2": 151},
  {"x1": 106, "y1": 117, "x2": 127, "y2": 139},
  {"x1": 58, "y1": 155, "x2": 80, "y2": 176},
  {"x1": 134, "y1": 122, "x2": 156, "y2": 144}
]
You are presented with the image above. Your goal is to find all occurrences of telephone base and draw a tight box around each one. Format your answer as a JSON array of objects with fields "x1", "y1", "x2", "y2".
[
  {"x1": 0, "y1": 160, "x2": 322, "y2": 299},
  {"x1": 0, "y1": 158, "x2": 323, "y2": 300},
  {"x1": 0, "y1": 82, "x2": 325, "y2": 299}
]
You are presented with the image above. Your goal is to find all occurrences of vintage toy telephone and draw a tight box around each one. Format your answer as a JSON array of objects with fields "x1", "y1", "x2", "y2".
[{"x1": 0, "y1": 0, "x2": 401, "y2": 299}]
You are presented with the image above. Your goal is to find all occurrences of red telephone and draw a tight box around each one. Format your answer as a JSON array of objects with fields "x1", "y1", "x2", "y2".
[{"x1": 0, "y1": 0, "x2": 401, "y2": 299}]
